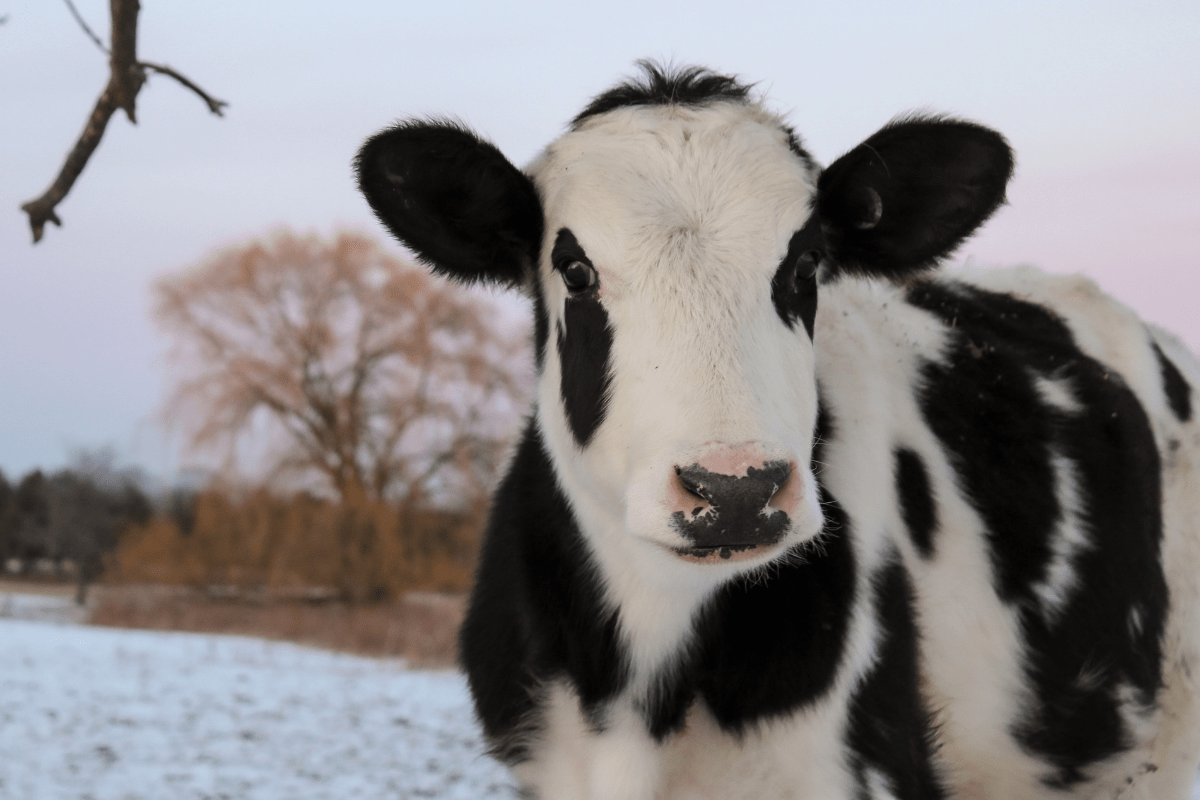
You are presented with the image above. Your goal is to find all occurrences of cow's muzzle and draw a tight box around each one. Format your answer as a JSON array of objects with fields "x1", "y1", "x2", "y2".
[{"x1": 667, "y1": 451, "x2": 796, "y2": 561}]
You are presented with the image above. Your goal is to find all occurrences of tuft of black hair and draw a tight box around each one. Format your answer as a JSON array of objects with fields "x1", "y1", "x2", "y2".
[{"x1": 572, "y1": 60, "x2": 753, "y2": 127}]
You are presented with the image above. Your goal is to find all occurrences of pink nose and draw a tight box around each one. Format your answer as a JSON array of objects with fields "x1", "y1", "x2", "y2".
[{"x1": 666, "y1": 444, "x2": 800, "y2": 551}]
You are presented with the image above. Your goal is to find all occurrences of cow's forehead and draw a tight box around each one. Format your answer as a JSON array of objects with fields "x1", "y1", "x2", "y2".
[{"x1": 527, "y1": 102, "x2": 819, "y2": 286}]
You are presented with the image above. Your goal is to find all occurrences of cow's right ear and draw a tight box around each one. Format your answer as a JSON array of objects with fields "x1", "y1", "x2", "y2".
[
  {"x1": 355, "y1": 120, "x2": 544, "y2": 287},
  {"x1": 815, "y1": 115, "x2": 1014, "y2": 280}
]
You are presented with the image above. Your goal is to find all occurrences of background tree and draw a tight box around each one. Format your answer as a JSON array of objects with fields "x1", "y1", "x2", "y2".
[
  {"x1": 20, "y1": 0, "x2": 226, "y2": 243},
  {"x1": 156, "y1": 230, "x2": 528, "y2": 509},
  {"x1": 0, "y1": 471, "x2": 15, "y2": 566},
  {"x1": 0, "y1": 455, "x2": 150, "y2": 604},
  {"x1": 44, "y1": 451, "x2": 152, "y2": 604}
]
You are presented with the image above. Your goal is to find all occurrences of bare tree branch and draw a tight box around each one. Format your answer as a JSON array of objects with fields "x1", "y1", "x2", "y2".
[
  {"x1": 108, "y1": 0, "x2": 141, "y2": 122},
  {"x1": 20, "y1": 85, "x2": 120, "y2": 243},
  {"x1": 20, "y1": 0, "x2": 228, "y2": 243}
]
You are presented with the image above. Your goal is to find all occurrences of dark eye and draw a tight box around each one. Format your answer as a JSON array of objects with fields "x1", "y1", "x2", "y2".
[
  {"x1": 794, "y1": 250, "x2": 821, "y2": 283},
  {"x1": 560, "y1": 260, "x2": 597, "y2": 293}
]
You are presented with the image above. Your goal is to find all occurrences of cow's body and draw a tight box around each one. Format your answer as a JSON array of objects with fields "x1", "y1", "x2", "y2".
[{"x1": 357, "y1": 64, "x2": 1200, "y2": 799}]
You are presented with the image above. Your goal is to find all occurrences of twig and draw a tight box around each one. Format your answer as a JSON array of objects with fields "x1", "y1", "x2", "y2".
[
  {"x1": 63, "y1": 0, "x2": 107, "y2": 53},
  {"x1": 141, "y1": 61, "x2": 228, "y2": 116}
]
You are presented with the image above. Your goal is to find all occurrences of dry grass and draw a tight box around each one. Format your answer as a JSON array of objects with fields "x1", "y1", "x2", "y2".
[
  {"x1": 0, "y1": 578, "x2": 76, "y2": 597},
  {"x1": 89, "y1": 584, "x2": 466, "y2": 668}
]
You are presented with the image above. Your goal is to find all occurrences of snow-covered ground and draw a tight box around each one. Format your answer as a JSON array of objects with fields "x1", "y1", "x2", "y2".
[
  {"x1": 0, "y1": 604, "x2": 512, "y2": 799},
  {"x1": 2, "y1": 590, "x2": 1198, "y2": 799}
]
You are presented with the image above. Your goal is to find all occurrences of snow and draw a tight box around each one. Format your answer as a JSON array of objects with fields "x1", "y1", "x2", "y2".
[
  {"x1": 1, "y1": 591, "x2": 1198, "y2": 799},
  {"x1": 0, "y1": 611, "x2": 513, "y2": 799}
]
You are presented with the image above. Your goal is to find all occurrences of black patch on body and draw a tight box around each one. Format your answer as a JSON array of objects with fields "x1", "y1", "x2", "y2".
[
  {"x1": 553, "y1": 230, "x2": 614, "y2": 446},
  {"x1": 771, "y1": 216, "x2": 823, "y2": 338},
  {"x1": 894, "y1": 448, "x2": 937, "y2": 558},
  {"x1": 908, "y1": 279, "x2": 1168, "y2": 787},
  {"x1": 459, "y1": 422, "x2": 627, "y2": 763},
  {"x1": 1152, "y1": 341, "x2": 1192, "y2": 422},
  {"x1": 671, "y1": 461, "x2": 790, "y2": 548},
  {"x1": 847, "y1": 557, "x2": 946, "y2": 800}
]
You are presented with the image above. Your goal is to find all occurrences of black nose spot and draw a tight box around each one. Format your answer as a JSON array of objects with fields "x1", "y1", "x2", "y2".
[{"x1": 672, "y1": 461, "x2": 791, "y2": 548}]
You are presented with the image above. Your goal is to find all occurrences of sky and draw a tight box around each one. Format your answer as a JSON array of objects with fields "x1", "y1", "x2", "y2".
[{"x1": 2, "y1": 0, "x2": 1198, "y2": 482}]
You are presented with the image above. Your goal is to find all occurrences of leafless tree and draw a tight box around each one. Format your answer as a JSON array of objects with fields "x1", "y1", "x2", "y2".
[
  {"x1": 156, "y1": 230, "x2": 528, "y2": 507},
  {"x1": 20, "y1": 0, "x2": 227, "y2": 243}
]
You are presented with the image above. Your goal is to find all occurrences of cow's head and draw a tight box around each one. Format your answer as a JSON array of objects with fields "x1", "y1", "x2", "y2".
[{"x1": 356, "y1": 64, "x2": 1012, "y2": 587}]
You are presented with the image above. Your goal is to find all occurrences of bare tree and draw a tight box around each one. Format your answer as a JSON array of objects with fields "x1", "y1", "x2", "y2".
[
  {"x1": 20, "y1": 0, "x2": 227, "y2": 243},
  {"x1": 156, "y1": 230, "x2": 528, "y2": 507}
]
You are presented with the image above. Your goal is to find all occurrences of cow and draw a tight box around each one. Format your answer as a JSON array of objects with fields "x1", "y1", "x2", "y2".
[{"x1": 355, "y1": 63, "x2": 1200, "y2": 799}]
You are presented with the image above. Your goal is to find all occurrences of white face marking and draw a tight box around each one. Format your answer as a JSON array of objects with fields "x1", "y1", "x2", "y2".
[
  {"x1": 525, "y1": 103, "x2": 828, "y2": 675},
  {"x1": 530, "y1": 103, "x2": 824, "y2": 543}
]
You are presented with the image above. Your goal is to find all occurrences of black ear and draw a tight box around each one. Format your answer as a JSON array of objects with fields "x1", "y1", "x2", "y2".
[
  {"x1": 355, "y1": 120, "x2": 544, "y2": 286},
  {"x1": 816, "y1": 116, "x2": 1014, "y2": 278}
]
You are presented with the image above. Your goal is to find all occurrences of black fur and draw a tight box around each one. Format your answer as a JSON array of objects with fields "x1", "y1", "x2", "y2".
[
  {"x1": 771, "y1": 216, "x2": 823, "y2": 338},
  {"x1": 894, "y1": 448, "x2": 937, "y2": 558},
  {"x1": 817, "y1": 116, "x2": 1014, "y2": 279},
  {"x1": 573, "y1": 62, "x2": 820, "y2": 169},
  {"x1": 1152, "y1": 341, "x2": 1192, "y2": 422},
  {"x1": 459, "y1": 422, "x2": 628, "y2": 763},
  {"x1": 573, "y1": 61, "x2": 753, "y2": 127},
  {"x1": 909, "y1": 279, "x2": 1168, "y2": 786},
  {"x1": 355, "y1": 120, "x2": 543, "y2": 286},
  {"x1": 846, "y1": 556, "x2": 946, "y2": 800},
  {"x1": 553, "y1": 230, "x2": 614, "y2": 446}
]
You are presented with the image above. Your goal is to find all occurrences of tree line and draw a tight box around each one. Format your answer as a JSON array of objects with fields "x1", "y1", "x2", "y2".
[{"x1": 0, "y1": 456, "x2": 151, "y2": 604}]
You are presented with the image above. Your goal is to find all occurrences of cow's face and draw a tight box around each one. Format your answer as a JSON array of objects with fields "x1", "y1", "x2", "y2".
[
  {"x1": 356, "y1": 67, "x2": 1012, "y2": 584},
  {"x1": 527, "y1": 103, "x2": 826, "y2": 568}
]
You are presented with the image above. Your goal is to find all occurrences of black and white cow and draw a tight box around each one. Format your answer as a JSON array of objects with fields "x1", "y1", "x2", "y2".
[{"x1": 356, "y1": 64, "x2": 1200, "y2": 799}]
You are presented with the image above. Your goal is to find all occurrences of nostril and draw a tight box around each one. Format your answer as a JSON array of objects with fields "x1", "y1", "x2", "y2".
[
  {"x1": 755, "y1": 462, "x2": 792, "y2": 509},
  {"x1": 674, "y1": 465, "x2": 708, "y2": 501},
  {"x1": 752, "y1": 461, "x2": 791, "y2": 488}
]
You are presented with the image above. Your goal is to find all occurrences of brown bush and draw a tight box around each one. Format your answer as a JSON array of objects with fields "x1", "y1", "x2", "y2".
[
  {"x1": 90, "y1": 584, "x2": 466, "y2": 667},
  {"x1": 108, "y1": 487, "x2": 482, "y2": 601}
]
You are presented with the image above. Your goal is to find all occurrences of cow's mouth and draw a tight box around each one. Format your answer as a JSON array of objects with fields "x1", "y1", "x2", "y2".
[{"x1": 671, "y1": 542, "x2": 773, "y2": 564}]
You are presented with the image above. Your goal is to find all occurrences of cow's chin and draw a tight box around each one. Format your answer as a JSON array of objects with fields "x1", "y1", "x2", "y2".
[{"x1": 626, "y1": 511, "x2": 825, "y2": 573}]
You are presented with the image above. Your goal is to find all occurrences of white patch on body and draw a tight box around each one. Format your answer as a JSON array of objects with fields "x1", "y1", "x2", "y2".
[{"x1": 1032, "y1": 453, "x2": 1091, "y2": 619}]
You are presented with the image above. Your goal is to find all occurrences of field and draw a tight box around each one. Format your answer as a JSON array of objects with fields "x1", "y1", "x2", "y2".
[{"x1": 0, "y1": 588, "x2": 508, "y2": 800}]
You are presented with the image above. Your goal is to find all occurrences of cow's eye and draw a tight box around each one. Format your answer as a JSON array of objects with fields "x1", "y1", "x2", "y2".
[
  {"x1": 795, "y1": 250, "x2": 822, "y2": 283},
  {"x1": 560, "y1": 260, "x2": 597, "y2": 293}
]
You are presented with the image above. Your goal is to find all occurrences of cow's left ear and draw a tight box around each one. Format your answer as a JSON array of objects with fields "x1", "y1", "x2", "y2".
[{"x1": 816, "y1": 116, "x2": 1014, "y2": 278}]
